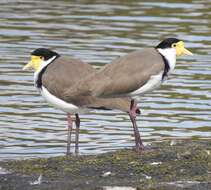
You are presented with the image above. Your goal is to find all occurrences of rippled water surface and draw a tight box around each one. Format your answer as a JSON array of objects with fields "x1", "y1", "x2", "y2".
[{"x1": 0, "y1": 0, "x2": 211, "y2": 159}]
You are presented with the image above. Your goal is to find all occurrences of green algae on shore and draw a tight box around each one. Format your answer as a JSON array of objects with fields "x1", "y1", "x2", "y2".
[{"x1": 0, "y1": 140, "x2": 210, "y2": 190}]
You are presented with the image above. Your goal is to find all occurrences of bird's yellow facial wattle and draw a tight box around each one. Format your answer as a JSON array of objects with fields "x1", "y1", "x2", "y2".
[
  {"x1": 23, "y1": 56, "x2": 43, "y2": 71},
  {"x1": 171, "y1": 41, "x2": 193, "y2": 56}
]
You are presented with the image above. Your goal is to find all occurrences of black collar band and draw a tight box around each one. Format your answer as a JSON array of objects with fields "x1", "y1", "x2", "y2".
[
  {"x1": 156, "y1": 48, "x2": 170, "y2": 80},
  {"x1": 36, "y1": 55, "x2": 60, "y2": 88}
]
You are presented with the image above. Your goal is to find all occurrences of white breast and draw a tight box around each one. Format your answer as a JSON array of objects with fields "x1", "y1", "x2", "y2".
[
  {"x1": 40, "y1": 86, "x2": 81, "y2": 114},
  {"x1": 129, "y1": 72, "x2": 163, "y2": 97},
  {"x1": 157, "y1": 48, "x2": 176, "y2": 73},
  {"x1": 34, "y1": 56, "x2": 84, "y2": 114}
]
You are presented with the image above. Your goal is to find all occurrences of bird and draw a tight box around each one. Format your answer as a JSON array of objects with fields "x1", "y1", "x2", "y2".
[
  {"x1": 63, "y1": 38, "x2": 193, "y2": 151},
  {"x1": 23, "y1": 48, "x2": 140, "y2": 155}
]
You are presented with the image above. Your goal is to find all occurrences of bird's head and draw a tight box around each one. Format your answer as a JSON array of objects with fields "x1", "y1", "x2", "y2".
[
  {"x1": 156, "y1": 38, "x2": 193, "y2": 57},
  {"x1": 23, "y1": 48, "x2": 59, "y2": 71}
]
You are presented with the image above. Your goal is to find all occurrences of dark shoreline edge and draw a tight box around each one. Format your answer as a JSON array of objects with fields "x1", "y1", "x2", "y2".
[{"x1": 0, "y1": 140, "x2": 210, "y2": 190}]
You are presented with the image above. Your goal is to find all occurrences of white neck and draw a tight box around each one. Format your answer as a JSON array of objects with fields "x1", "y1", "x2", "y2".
[
  {"x1": 34, "y1": 56, "x2": 57, "y2": 88},
  {"x1": 157, "y1": 48, "x2": 176, "y2": 73}
]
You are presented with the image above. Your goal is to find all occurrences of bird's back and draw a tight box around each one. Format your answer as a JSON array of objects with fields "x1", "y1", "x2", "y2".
[{"x1": 42, "y1": 56, "x2": 133, "y2": 113}]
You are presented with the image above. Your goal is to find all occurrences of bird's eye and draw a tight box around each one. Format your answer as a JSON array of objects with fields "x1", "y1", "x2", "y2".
[
  {"x1": 40, "y1": 56, "x2": 44, "y2": 60},
  {"x1": 172, "y1": 43, "x2": 177, "y2": 48}
]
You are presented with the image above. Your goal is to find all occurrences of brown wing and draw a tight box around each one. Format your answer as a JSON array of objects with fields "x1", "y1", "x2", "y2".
[
  {"x1": 42, "y1": 56, "x2": 133, "y2": 112},
  {"x1": 42, "y1": 56, "x2": 95, "y2": 100},
  {"x1": 64, "y1": 48, "x2": 165, "y2": 98},
  {"x1": 92, "y1": 48, "x2": 165, "y2": 97}
]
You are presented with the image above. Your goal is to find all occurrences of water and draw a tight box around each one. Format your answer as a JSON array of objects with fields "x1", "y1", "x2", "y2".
[{"x1": 0, "y1": 0, "x2": 211, "y2": 159}]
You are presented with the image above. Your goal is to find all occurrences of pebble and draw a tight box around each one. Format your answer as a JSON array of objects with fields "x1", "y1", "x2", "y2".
[
  {"x1": 101, "y1": 171, "x2": 112, "y2": 177},
  {"x1": 30, "y1": 174, "x2": 42, "y2": 185}
]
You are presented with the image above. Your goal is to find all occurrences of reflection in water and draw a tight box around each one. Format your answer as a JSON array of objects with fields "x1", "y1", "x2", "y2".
[{"x1": 0, "y1": 0, "x2": 211, "y2": 159}]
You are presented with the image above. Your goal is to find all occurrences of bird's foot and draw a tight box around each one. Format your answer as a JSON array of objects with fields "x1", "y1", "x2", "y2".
[
  {"x1": 133, "y1": 143, "x2": 145, "y2": 153},
  {"x1": 134, "y1": 144, "x2": 155, "y2": 153},
  {"x1": 74, "y1": 149, "x2": 79, "y2": 156},
  {"x1": 66, "y1": 151, "x2": 72, "y2": 157}
]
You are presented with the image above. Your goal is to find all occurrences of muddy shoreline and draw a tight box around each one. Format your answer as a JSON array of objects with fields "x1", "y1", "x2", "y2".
[{"x1": 0, "y1": 140, "x2": 210, "y2": 190}]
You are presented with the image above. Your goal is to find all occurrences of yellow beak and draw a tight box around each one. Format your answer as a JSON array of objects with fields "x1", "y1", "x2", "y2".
[
  {"x1": 23, "y1": 61, "x2": 34, "y2": 71},
  {"x1": 176, "y1": 41, "x2": 193, "y2": 56},
  {"x1": 180, "y1": 47, "x2": 193, "y2": 56},
  {"x1": 23, "y1": 56, "x2": 42, "y2": 71}
]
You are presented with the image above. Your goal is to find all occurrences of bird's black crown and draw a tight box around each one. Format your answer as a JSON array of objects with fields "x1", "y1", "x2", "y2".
[
  {"x1": 31, "y1": 48, "x2": 60, "y2": 61},
  {"x1": 156, "y1": 38, "x2": 181, "y2": 49}
]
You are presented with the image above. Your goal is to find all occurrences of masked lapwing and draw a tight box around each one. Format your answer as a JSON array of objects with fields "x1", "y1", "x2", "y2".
[
  {"x1": 23, "y1": 48, "x2": 140, "y2": 155},
  {"x1": 64, "y1": 38, "x2": 193, "y2": 151}
]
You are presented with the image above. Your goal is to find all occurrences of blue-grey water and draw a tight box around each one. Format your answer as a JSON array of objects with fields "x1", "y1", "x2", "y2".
[{"x1": 0, "y1": 0, "x2": 211, "y2": 159}]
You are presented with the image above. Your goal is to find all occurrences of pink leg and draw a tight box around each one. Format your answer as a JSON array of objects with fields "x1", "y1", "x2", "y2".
[
  {"x1": 75, "y1": 114, "x2": 80, "y2": 154},
  {"x1": 128, "y1": 99, "x2": 144, "y2": 152},
  {"x1": 66, "y1": 113, "x2": 72, "y2": 155}
]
